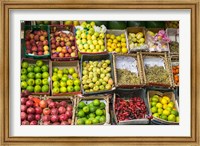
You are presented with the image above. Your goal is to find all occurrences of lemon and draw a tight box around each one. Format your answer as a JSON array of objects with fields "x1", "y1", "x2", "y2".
[
  {"x1": 161, "y1": 98, "x2": 168, "y2": 105},
  {"x1": 163, "y1": 109, "x2": 170, "y2": 116},
  {"x1": 163, "y1": 96, "x2": 170, "y2": 103},
  {"x1": 157, "y1": 108, "x2": 163, "y2": 115},
  {"x1": 116, "y1": 36, "x2": 121, "y2": 41},
  {"x1": 115, "y1": 48, "x2": 121, "y2": 53},
  {"x1": 168, "y1": 102, "x2": 174, "y2": 108},
  {"x1": 156, "y1": 103, "x2": 163, "y2": 109},
  {"x1": 113, "y1": 39, "x2": 118, "y2": 44},
  {"x1": 151, "y1": 107, "x2": 158, "y2": 113},
  {"x1": 120, "y1": 33, "x2": 125, "y2": 38},
  {"x1": 107, "y1": 47, "x2": 113, "y2": 52},
  {"x1": 107, "y1": 39, "x2": 112, "y2": 43},
  {"x1": 107, "y1": 42, "x2": 111, "y2": 47},
  {"x1": 121, "y1": 42, "x2": 127, "y2": 47},
  {"x1": 110, "y1": 34, "x2": 115, "y2": 40},
  {"x1": 122, "y1": 48, "x2": 128, "y2": 53},
  {"x1": 111, "y1": 43, "x2": 117, "y2": 49},
  {"x1": 168, "y1": 114, "x2": 176, "y2": 122},
  {"x1": 121, "y1": 38, "x2": 126, "y2": 43},
  {"x1": 163, "y1": 104, "x2": 168, "y2": 109},
  {"x1": 117, "y1": 43, "x2": 121, "y2": 48},
  {"x1": 106, "y1": 34, "x2": 110, "y2": 39}
]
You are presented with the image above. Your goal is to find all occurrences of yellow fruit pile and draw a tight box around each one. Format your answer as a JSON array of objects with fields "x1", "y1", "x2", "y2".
[
  {"x1": 150, "y1": 94, "x2": 179, "y2": 122},
  {"x1": 128, "y1": 32, "x2": 145, "y2": 49},
  {"x1": 106, "y1": 33, "x2": 128, "y2": 53}
]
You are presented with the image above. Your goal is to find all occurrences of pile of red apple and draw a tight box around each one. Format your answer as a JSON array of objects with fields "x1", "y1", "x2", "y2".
[
  {"x1": 41, "y1": 98, "x2": 73, "y2": 125},
  {"x1": 21, "y1": 95, "x2": 42, "y2": 125},
  {"x1": 25, "y1": 30, "x2": 50, "y2": 56},
  {"x1": 50, "y1": 30, "x2": 78, "y2": 58}
]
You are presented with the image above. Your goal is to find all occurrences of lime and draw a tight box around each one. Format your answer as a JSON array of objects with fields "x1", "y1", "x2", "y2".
[
  {"x1": 83, "y1": 106, "x2": 90, "y2": 113},
  {"x1": 77, "y1": 119, "x2": 85, "y2": 125},
  {"x1": 96, "y1": 109, "x2": 103, "y2": 116},
  {"x1": 93, "y1": 99, "x2": 100, "y2": 106},
  {"x1": 89, "y1": 113, "x2": 96, "y2": 118},
  {"x1": 81, "y1": 117, "x2": 87, "y2": 122},
  {"x1": 95, "y1": 116, "x2": 101, "y2": 121},
  {"x1": 151, "y1": 101, "x2": 157, "y2": 107},
  {"x1": 163, "y1": 96, "x2": 170, "y2": 103},
  {"x1": 78, "y1": 101, "x2": 86, "y2": 109},
  {"x1": 171, "y1": 110, "x2": 179, "y2": 116},
  {"x1": 99, "y1": 115, "x2": 106, "y2": 123},
  {"x1": 160, "y1": 114, "x2": 168, "y2": 121},
  {"x1": 92, "y1": 118, "x2": 99, "y2": 124},
  {"x1": 165, "y1": 107, "x2": 172, "y2": 112},
  {"x1": 85, "y1": 119, "x2": 92, "y2": 125},
  {"x1": 88, "y1": 102, "x2": 94, "y2": 107},
  {"x1": 99, "y1": 102, "x2": 106, "y2": 109},
  {"x1": 168, "y1": 114, "x2": 176, "y2": 122},
  {"x1": 151, "y1": 107, "x2": 158, "y2": 114},
  {"x1": 156, "y1": 103, "x2": 163, "y2": 109},
  {"x1": 176, "y1": 116, "x2": 179, "y2": 122},
  {"x1": 78, "y1": 110, "x2": 85, "y2": 117},
  {"x1": 89, "y1": 106, "x2": 97, "y2": 113},
  {"x1": 153, "y1": 113, "x2": 159, "y2": 118}
]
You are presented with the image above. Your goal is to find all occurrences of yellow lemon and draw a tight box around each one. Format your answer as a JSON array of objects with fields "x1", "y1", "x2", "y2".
[
  {"x1": 122, "y1": 48, "x2": 128, "y2": 53},
  {"x1": 163, "y1": 104, "x2": 168, "y2": 109},
  {"x1": 113, "y1": 39, "x2": 118, "y2": 44},
  {"x1": 163, "y1": 109, "x2": 170, "y2": 116},
  {"x1": 111, "y1": 43, "x2": 117, "y2": 49},
  {"x1": 121, "y1": 38, "x2": 126, "y2": 43},
  {"x1": 168, "y1": 102, "x2": 174, "y2": 108},
  {"x1": 157, "y1": 108, "x2": 163, "y2": 115},
  {"x1": 117, "y1": 43, "x2": 121, "y2": 48},
  {"x1": 156, "y1": 103, "x2": 163, "y2": 109},
  {"x1": 107, "y1": 39, "x2": 112, "y2": 43},
  {"x1": 110, "y1": 34, "x2": 116, "y2": 40},
  {"x1": 121, "y1": 42, "x2": 127, "y2": 47},
  {"x1": 107, "y1": 42, "x2": 111, "y2": 47},
  {"x1": 115, "y1": 48, "x2": 121, "y2": 53},
  {"x1": 120, "y1": 33, "x2": 125, "y2": 38},
  {"x1": 107, "y1": 47, "x2": 113, "y2": 52},
  {"x1": 161, "y1": 98, "x2": 168, "y2": 105},
  {"x1": 176, "y1": 116, "x2": 179, "y2": 122},
  {"x1": 106, "y1": 34, "x2": 110, "y2": 39},
  {"x1": 163, "y1": 96, "x2": 170, "y2": 103}
]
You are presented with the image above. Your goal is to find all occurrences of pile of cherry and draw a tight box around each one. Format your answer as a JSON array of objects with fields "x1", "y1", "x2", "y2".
[
  {"x1": 21, "y1": 90, "x2": 73, "y2": 125},
  {"x1": 115, "y1": 97, "x2": 147, "y2": 122}
]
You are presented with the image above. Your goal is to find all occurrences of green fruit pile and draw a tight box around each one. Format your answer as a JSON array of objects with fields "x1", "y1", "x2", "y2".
[
  {"x1": 21, "y1": 60, "x2": 49, "y2": 93},
  {"x1": 150, "y1": 94, "x2": 179, "y2": 122},
  {"x1": 52, "y1": 67, "x2": 81, "y2": 94},
  {"x1": 75, "y1": 21, "x2": 106, "y2": 53},
  {"x1": 82, "y1": 60, "x2": 114, "y2": 93},
  {"x1": 76, "y1": 99, "x2": 106, "y2": 125}
]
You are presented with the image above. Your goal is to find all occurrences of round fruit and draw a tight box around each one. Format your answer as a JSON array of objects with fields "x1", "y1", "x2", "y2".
[
  {"x1": 168, "y1": 114, "x2": 176, "y2": 122},
  {"x1": 34, "y1": 85, "x2": 41, "y2": 92},
  {"x1": 22, "y1": 61, "x2": 29, "y2": 68},
  {"x1": 93, "y1": 99, "x2": 100, "y2": 106},
  {"x1": 77, "y1": 119, "x2": 85, "y2": 125},
  {"x1": 42, "y1": 85, "x2": 49, "y2": 92},
  {"x1": 78, "y1": 101, "x2": 86, "y2": 109},
  {"x1": 85, "y1": 119, "x2": 92, "y2": 125},
  {"x1": 68, "y1": 68, "x2": 75, "y2": 75},
  {"x1": 35, "y1": 73, "x2": 42, "y2": 79},
  {"x1": 41, "y1": 65, "x2": 48, "y2": 72},
  {"x1": 99, "y1": 115, "x2": 106, "y2": 123},
  {"x1": 74, "y1": 85, "x2": 80, "y2": 91},
  {"x1": 36, "y1": 60, "x2": 44, "y2": 67},
  {"x1": 156, "y1": 103, "x2": 163, "y2": 109},
  {"x1": 34, "y1": 66, "x2": 41, "y2": 73},
  {"x1": 83, "y1": 106, "x2": 89, "y2": 113},
  {"x1": 153, "y1": 113, "x2": 159, "y2": 118},
  {"x1": 96, "y1": 109, "x2": 103, "y2": 116},
  {"x1": 171, "y1": 110, "x2": 179, "y2": 116},
  {"x1": 26, "y1": 86, "x2": 34, "y2": 92},
  {"x1": 78, "y1": 110, "x2": 85, "y2": 117},
  {"x1": 160, "y1": 114, "x2": 168, "y2": 121},
  {"x1": 35, "y1": 79, "x2": 42, "y2": 85},
  {"x1": 42, "y1": 72, "x2": 49, "y2": 78},
  {"x1": 151, "y1": 107, "x2": 158, "y2": 113},
  {"x1": 163, "y1": 109, "x2": 170, "y2": 116}
]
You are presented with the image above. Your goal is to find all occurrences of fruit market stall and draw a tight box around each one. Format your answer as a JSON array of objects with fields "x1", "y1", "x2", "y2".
[{"x1": 20, "y1": 20, "x2": 180, "y2": 125}]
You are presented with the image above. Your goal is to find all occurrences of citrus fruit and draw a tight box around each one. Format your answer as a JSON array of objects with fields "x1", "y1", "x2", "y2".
[
  {"x1": 151, "y1": 101, "x2": 157, "y2": 107},
  {"x1": 99, "y1": 115, "x2": 106, "y2": 123},
  {"x1": 83, "y1": 106, "x2": 90, "y2": 113},
  {"x1": 151, "y1": 107, "x2": 158, "y2": 113},
  {"x1": 163, "y1": 109, "x2": 170, "y2": 116},
  {"x1": 92, "y1": 118, "x2": 99, "y2": 124},
  {"x1": 168, "y1": 114, "x2": 176, "y2": 122},
  {"x1": 95, "y1": 116, "x2": 101, "y2": 121},
  {"x1": 163, "y1": 96, "x2": 170, "y2": 103},
  {"x1": 89, "y1": 113, "x2": 96, "y2": 118},
  {"x1": 157, "y1": 108, "x2": 163, "y2": 115},
  {"x1": 163, "y1": 104, "x2": 168, "y2": 109},
  {"x1": 168, "y1": 102, "x2": 174, "y2": 108},
  {"x1": 153, "y1": 113, "x2": 159, "y2": 118},
  {"x1": 85, "y1": 119, "x2": 92, "y2": 125},
  {"x1": 77, "y1": 119, "x2": 85, "y2": 125},
  {"x1": 96, "y1": 109, "x2": 103, "y2": 116},
  {"x1": 176, "y1": 116, "x2": 179, "y2": 122},
  {"x1": 156, "y1": 103, "x2": 163, "y2": 109},
  {"x1": 78, "y1": 101, "x2": 86, "y2": 109},
  {"x1": 99, "y1": 102, "x2": 106, "y2": 109},
  {"x1": 165, "y1": 107, "x2": 172, "y2": 112},
  {"x1": 151, "y1": 97, "x2": 159, "y2": 103},
  {"x1": 171, "y1": 110, "x2": 179, "y2": 116},
  {"x1": 160, "y1": 114, "x2": 168, "y2": 121},
  {"x1": 78, "y1": 110, "x2": 85, "y2": 117},
  {"x1": 161, "y1": 98, "x2": 168, "y2": 104}
]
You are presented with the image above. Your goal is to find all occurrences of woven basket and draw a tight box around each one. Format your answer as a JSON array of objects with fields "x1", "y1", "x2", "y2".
[
  {"x1": 139, "y1": 52, "x2": 173, "y2": 87},
  {"x1": 74, "y1": 94, "x2": 111, "y2": 125},
  {"x1": 51, "y1": 60, "x2": 81, "y2": 96},
  {"x1": 113, "y1": 53, "x2": 144, "y2": 88}
]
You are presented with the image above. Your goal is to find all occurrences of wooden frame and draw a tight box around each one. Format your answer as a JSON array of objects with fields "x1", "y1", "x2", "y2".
[{"x1": 0, "y1": 0, "x2": 199, "y2": 145}]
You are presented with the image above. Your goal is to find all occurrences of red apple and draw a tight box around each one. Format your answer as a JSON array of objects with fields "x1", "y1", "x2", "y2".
[
  {"x1": 37, "y1": 31, "x2": 41, "y2": 36},
  {"x1": 43, "y1": 40, "x2": 48, "y2": 46},
  {"x1": 43, "y1": 108, "x2": 51, "y2": 115},
  {"x1": 38, "y1": 46, "x2": 43, "y2": 52},
  {"x1": 65, "y1": 53, "x2": 70, "y2": 57},
  {"x1": 52, "y1": 53, "x2": 58, "y2": 57},
  {"x1": 30, "y1": 39, "x2": 36, "y2": 45},
  {"x1": 51, "y1": 49, "x2": 56, "y2": 54},
  {"x1": 38, "y1": 51, "x2": 43, "y2": 55},
  {"x1": 60, "y1": 41, "x2": 65, "y2": 47},
  {"x1": 34, "y1": 35, "x2": 39, "y2": 41},
  {"x1": 55, "y1": 41, "x2": 60, "y2": 47},
  {"x1": 67, "y1": 48, "x2": 72, "y2": 53},
  {"x1": 32, "y1": 46, "x2": 38, "y2": 52},
  {"x1": 51, "y1": 44, "x2": 56, "y2": 49},
  {"x1": 51, "y1": 39, "x2": 56, "y2": 44},
  {"x1": 59, "y1": 53, "x2": 64, "y2": 58},
  {"x1": 43, "y1": 31, "x2": 48, "y2": 37},
  {"x1": 29, "y1": 34, "x2": 34, "y2": 39}
]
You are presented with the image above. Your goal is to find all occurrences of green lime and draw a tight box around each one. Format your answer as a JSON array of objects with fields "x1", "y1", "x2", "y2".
[
  {"x1": 78, "y1": 110, "x2": 85, "y2": 117},
  {"x1": 83, "y1": 106, "x2": 90, "y2": 113},
  {"x1": 151, "y1": 107, "x2": 158, "y2": 113},
  {"x1": 85, "y1": 119, "x2": 92, "y2": 125},
  {"x1": 99, "y1": 115, "x2": 106, "y2": 123},
  {"x1": 92, "y1": 118, "x2": 99, "y2": 124},
  {"x1": 93, "y1": 99, "x2": 100, "y2": 106},
  {"x1": 89, "y1": 113, "x2": 96, "y2": 118},
  {"x1": 160, "y1": 114, "x2": 168, "y2": 121},
  {"x1": 96, "y1": 109, "x2": 103, "y2": 116},
  {"x1": 99, "y1": 102, "x2": 106, "y2": 109},
  {"x1": 77, "y1": 118, "x2": 85, "y2": 125},
  {"x1": 89, "y1": 106, "x2": 97, "y2": 113},
  {"x1": 78, "y1": 101, "x2": 86, "y2": 109},
  {"x1": 171, "y1": 110, "x2": 179, "y2": 116}
]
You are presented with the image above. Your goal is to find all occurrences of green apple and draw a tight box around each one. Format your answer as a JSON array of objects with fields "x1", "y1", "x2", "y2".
[
  {"x1": 60, "y1": 81, "x2": 67, "y2": 87},
  {"x1": 57, "y1": 70, "x2": 63, "y2": 74},
  {"x1": 103, "y1": 76, "x2": 109, "y2": 82},
  {"x1": 67, "y1": 79, "x2": 73, "y2": 86},
  {"x1": 52, "y1": 87, "x2": 59, "y2": 94},
  {"x1": 102, "y1": 81, "x2": 107, "y2": 86},
  {"x1": 27, "y1": 65, "x2": 34, "y2": 72},
  {"x1": 81, "y1": 33, "x2": 87, "y2": 39},
  {"x1": 102, "y1": 63, "x2": 108, "y2": 69},
  {"x1": 21, "y1": 81, "x2": 28, "y2": 89},
  {"x1": 57, "y1": 73, "x2": 62, "y2": 79},
  {"x1": 106, "y1": 67, "x2": 111, "y2": 72},
  {"x1": 67, "y1": 85, "x2": 74, "y2": 92},
  {"x1": 34, "y1": 85, "x2": 41, "y2": 92},
  {"x1": 27, "y1": 79, "x2": 35, "y2": 86},
  {"x1": 74, "y1": 79, "x2": 80, "y2": 85},
  {"x1": 21, "y1": 68, "x2": 27, "y2": 75},
  {"x1": 95, "y1": 81, "x2": 101, "y2": 86},
  {"x1": 21, "y1": 75, "x2": 27, "y2": 81},
  {"x1": 53, "y1": 67, "x2": 59, "y2": 73},
  {"x1": 41, "y1": 65, "x2": 48, "y2": 72},
  {"x1": 60, "y1": 86, "x2": 67, "y2": 93},
  {"x1": 26, "y1": 85, "x2": 34, "y2": 92},
  {"x1": 35, "y1": 79, "x2": 42, "y2": 85},
  {"x1": 105, "y1": 84, "x2": 112, "y2": 90},
  {"x1": 92, "y1": 77, "x2": 98, "y2": 83},
  {"x1": 72, "y1": 73, "x2": 78, "y2": 79},
  {"x1": 100, "y1": 74, "x2": 105, "y2": 79},
  {"x1": 42, "y1": 78, "x2": 49, "y2": 85},
  {"x1": 27, "y1": 72, "x2": 35, "y2": 79},
  {"x1": 89, "y1": 83, "x2": 94, "y2": 88},
  {"x1": 36, "y1": 60, "x2": 44, "y2": 67},
  {"x1": 93, "y1": 86, "x2": 99, "y2": 92},
  {"x1": 21, "y1": 61, "x2": 29, "y2": 68},
  {"x1": 83, "y1": 85, "x2": 89, "y2": 90},
  {"x1": 34, "y1": 66, "x2": 41, "y2": 73},
  {"x1": 68, "y1": 68, "x2": 75, "y2": 75},
  {"x1": 42, "y1": 72, "x2": 49, "y2": 79},
  {"x1": 74, "y1": 85, "x2": 80, "y2": 91},
  {"x1": 94, "y1": 32, "x2": 99, "y2": 37},
  {"x1": 35, "y1": 73, "x2": 42, "y2": 79},
  {"x1": 52, "y1": 75, "x2": 59, "y2": 81},
  {"x1": 53, "y1": 81, "x2": 60, "y2": 87},
  {"x1": 61, "y1": 76, "x2": 68, "y2": 82},
  {"x1": 99, "y1": 85, "x2": 105, "y2": 90},
  {"x1": 106, "y1": 73, "x2": 111, "y2": 78},
  {"x1": 63, "y1": 68, "x2": 69, "y2": 74},
  {"x1": 42, "y1": 85, "x2": 49, "y2": 92}
]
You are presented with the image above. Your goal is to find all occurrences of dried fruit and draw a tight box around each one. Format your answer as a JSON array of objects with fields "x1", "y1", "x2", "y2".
[{"x1": 117, "y1": 69, "x2": 140, "y2": 85}]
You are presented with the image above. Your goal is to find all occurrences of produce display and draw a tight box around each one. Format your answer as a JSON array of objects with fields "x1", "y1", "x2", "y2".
[
  {"x1": 82, "y1": 60, "x2": 114, "y2": 93},
  {"x1": 115, "y1": 97, "x2": 147, "y2": 122},
  {"x1": 145, "y1": 65, "x2": 170, "y2": 84},
  {"x1": 41, "y1": 98, "x2": 73, "y2": 125},
  {"x1": 52, "y1": 67, "x2": 81, "y2": 94},
  {"x1": 25, "y1": 29, "x2": 49, "y2": 56},
  {"x1": 150, "y1": 94, "x2": 179, "y2": 122},
  {"x1": 76, "y1": 99, "x2": 106, "y2": 125},
  {"x1": 75, "y1": 22, "x2": 106, "y2": 53},
  {"x1": 50, "y1": 26, "x2": 77, "y2": 58},
  {"x1": 146, "y1": 30, "x2": 170, "y2": 52},
  {"x1": 21, "y1": 60, "x2": 49, "y2": 93},
  {"x1": 106, "y1": 32, "x2": 128, "y2": 53},
  {"x1": 21, "y1": 21, "x2": 180, "y2": 125}
]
